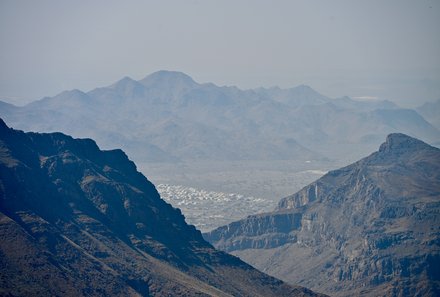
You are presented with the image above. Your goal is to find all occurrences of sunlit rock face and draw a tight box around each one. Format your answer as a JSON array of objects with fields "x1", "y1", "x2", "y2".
[{"x1": 205, "y1": 133, "x2": 440, "y2": 297}]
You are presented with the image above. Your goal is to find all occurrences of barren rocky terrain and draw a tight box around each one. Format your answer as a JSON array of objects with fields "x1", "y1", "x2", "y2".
[
  {"x1": 205, "y1": 133, "x2": 440, "y2": 296},
  {"x1": 0, "y1": 119, "x2": 324, "y2": 297}
]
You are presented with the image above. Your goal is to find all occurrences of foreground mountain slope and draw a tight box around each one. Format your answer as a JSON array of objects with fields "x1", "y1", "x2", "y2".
[
  {"x1": 205, "y1": 133, "x2": 440, "y2": 296},
  {"x1": 0, "y1": 119, "x2": 323, "y2": 297}
]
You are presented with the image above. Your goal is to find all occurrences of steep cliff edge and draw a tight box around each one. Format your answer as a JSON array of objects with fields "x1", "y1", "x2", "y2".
[
  {"x1": 205, "y1": 133, "x2": 440, "y2": 296},
  {"x1": 0, "y1": 119, "x2": 324, "y2": 297}
]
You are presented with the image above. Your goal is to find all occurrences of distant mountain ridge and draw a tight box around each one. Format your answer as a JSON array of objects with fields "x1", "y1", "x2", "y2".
[
  {"x1": 417, "y1": 99, "x2": 440, "y2": 131},
  {"x1": 0, "y1": 119, "x2": 324, "y2": 296},
  {"x1": 204, "y1": 133, "x2": 440, "y2": 296},
  {"x1": 1, "y1": 70, "x2": 439, "y2": 165}
]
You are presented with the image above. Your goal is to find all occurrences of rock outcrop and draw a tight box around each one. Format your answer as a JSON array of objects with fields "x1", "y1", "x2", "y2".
[
  {"x1": 205, "y1": 133, "x2": 440, "y2": 296},
  {"x1": 0, "y1": 119, "x2": 324, "y2": 297}
]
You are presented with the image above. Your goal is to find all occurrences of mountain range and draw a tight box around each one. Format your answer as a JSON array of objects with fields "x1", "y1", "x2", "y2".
[
  {"x1": 0, "y1": 119, "x2": 324, "y2": 296},
  {"x1": 417, "y1": 99, "x2": 440, "y2": 133},
  {"x1": 1, "y1": 70, "x2": 439, "y2": 165},
  {"x1": 204, "y1": 133, "x2": 440, "y2": 296}
]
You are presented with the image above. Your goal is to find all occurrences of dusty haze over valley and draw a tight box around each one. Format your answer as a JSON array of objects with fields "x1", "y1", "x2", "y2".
[{"x1": 1, "y1": 1, "x2": 439, "y2": 296}]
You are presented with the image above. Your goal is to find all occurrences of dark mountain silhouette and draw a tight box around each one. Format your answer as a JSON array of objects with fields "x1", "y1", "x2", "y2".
[
  {"x1": 0, "y1": 119, "x2": 324, "y2": 297},
  {"x1": 205, "y1": 133, "x2": 440, "y2": 296}
]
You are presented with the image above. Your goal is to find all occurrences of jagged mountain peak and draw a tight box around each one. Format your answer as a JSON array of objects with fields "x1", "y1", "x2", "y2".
[
  {"x1": 290, "y1": 84, "x2": 317, "y2": 92},
  {"x1": 379, "y1": 132, "x2": 432, "y2": 154},
  {"x1": 277, "y1": 133, "x2": 439, "y2": 210},
  {"x1": 24, "y1": 89, "x2": 90, "y2": 109},
  {"x1": 2, "y1": 71, "x2": 440, "y2": 165},
  {"x1": 265, "y1": 84, "x2": 329, "y2": 107},
  {"x1": 109, "y1": 76, "x2": 146, "y2": 98},
  {"x1": 205, "y1": 133, "x2": 440, "y2": 296},
  {"x1": 140, "y1": 70, "x2": 198, "y2": 88},
  {"x1": 58, "y1": 88, "x2": 87, "y2": 96},
  {"x1": 288, "y1": 84, "x2": 325, "y2": 95},
  {"x1": 50, "y1": 89, "x2": 90, "y2": 101},
  {"x1": 111, "y1": 76, "x2": 139, "y2": 86}
]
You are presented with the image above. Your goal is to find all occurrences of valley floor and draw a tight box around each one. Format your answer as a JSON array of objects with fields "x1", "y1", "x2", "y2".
[{"x1": 141, "y1": 160, "x2": 338, "y2": 231}]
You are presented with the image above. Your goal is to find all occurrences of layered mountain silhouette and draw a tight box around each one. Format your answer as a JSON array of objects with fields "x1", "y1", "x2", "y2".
[
  {"x1": 1, "y1": 70, "x2": 439, "y2": 164},
  {"x1": 0, "y1": 119, "x2": 324, "y2": 296},
  {"x1": 417, "y1": 99, "x2": 440, "y2": 131},
  {"x1": 205, "y1": 133, "x2": 440, "y2": 296}
]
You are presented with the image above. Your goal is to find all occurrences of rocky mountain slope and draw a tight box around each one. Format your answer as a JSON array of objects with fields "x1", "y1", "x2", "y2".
[
  {"x1": 0, "y1": 119, "x2": 324, "y2": 297},
  {"x1": 205, "y1": 133, "x2": 440, "y2": 296},
  {"x1": 1, "y1": 71, "x2": 439, "y2": 165}
]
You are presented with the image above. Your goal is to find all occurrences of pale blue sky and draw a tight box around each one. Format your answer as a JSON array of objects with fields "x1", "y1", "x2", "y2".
[{"x1": 1, "y1": 0, "x2": 439, "y2": 107}]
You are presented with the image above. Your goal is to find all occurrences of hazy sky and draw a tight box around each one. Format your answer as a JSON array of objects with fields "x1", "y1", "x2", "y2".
[{"x1": 1, "y1": 0, "x2": 439, "y2": 107}]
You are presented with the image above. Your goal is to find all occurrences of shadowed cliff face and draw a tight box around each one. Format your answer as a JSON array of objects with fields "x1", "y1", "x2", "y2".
[
  {"x1": 205, "y1": 133, "x2": 440, "y2": 297},
  {"x1": 0, "y1": 119, "x2": 325, "y2": 297}
]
